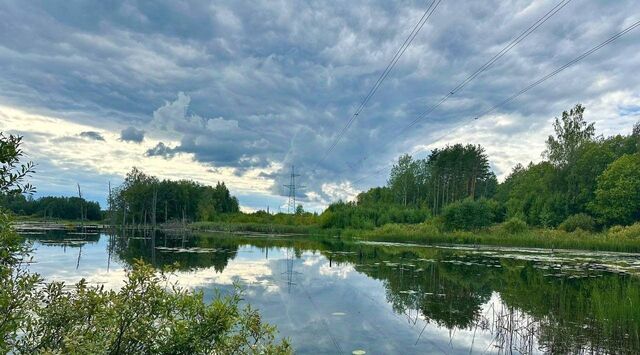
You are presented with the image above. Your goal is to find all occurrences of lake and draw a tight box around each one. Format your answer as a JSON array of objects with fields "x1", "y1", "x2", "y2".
[{"x1": 22, "y1": 230, "x2": 640, "y2": 354}]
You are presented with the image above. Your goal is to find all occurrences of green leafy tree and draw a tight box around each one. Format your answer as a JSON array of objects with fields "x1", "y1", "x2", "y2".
[
  {"x1": 590, "y1": 154, "x2": 640, "y2": 226},
  {"x1": 497, "y1": 162, "x2": 567, "y2": 227},
  {"x1": 569, "y1": 135, "x2": 637, "y2": 213},
  {"x1": 544, "y1": 104, "x2": 595, "y2": 168},
  {"x1": 0, "y1": 133, "x2": 35, "y2": 194},
  {"x1": 388, "y1": 154, "x2": 418, "y2": 206}
]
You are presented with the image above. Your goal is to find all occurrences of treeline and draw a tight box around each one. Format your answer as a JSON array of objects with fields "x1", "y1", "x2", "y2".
[
  {"x1": 323, "y1": 104, "x2": 640, "y2": 231},
  {"x1": 112, "y1": 168, "x2": 240, "y2": 225},
  {"x1": 496, "y1": 104, "x2": 640, "y2": 228},
  {"x1": 320, "y1": 144, "x2": 496, "y2": 229},
  {"x1": 0, "y1": 194, "x2": 101, "y2": 220}
]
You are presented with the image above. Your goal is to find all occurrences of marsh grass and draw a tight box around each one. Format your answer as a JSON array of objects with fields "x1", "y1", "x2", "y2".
[{"x1": 346, "y1": 222, "x2": 640, "y2": 252}]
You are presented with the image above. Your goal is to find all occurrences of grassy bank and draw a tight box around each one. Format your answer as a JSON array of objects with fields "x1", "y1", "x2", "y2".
[
  {"x1": 342, "y1": 222, "x2": 640, "y2": 253},
  {"x1": 13, "y1": 215, "x2": 640, "y2": 253}
]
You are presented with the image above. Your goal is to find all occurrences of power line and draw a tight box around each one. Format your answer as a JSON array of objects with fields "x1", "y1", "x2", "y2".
[
  {"x1": 345, "y1": 0, "x2": 573, "y2": 170},
  {"x1": 350, "y1": 18, "x2": 640, "y2": 187},
  {"x1": 400, "y1": 0, "x2": 573, "y2": 134},
  {"x1": 476, "y1": 19, "x2": 640, "y2": 118},
  {"x1": 320, "y1": 0, "x2": 443, "y2": 163}
]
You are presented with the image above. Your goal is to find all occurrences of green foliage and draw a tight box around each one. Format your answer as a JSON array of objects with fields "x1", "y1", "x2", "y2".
[
  {"x1": 321, "y1": 201, "x2": 429, "y2": 229},
  {"x1": 10, "y1": 261, "x2": 290, "y2": 354},
  {"x1": 426, "y1": 144, "x2": 495, "y2": 213},
  {"x1": 0, "y1": 214, "x2": 290, "y2": 354},
  {"x1": 351, "y1": 221, "x2": 442, "y2": 242},
  {"x1": 496, "y1": 106, "x2": 639, "y2": 228},
  {"x1": 607, "y1": 223, "x2": 640, "y2": 239},
  {"x1": 500, "y1": 217, "x2": 528, "y2": 235},
  {"x1": 349, "y1": 222, "x2": 640, "y2": 252},
  {"x1": 590, "y1": 154, "x2": 640, "y2": 226},
  {"x1": 568, "y1": 135, "x2": 638, "y2": 213},
  {"x1": 558, "y1": 213, "x2": 596, "y2": 232},
  {"x1": 0, "y1": 132, "x2": 35, "y2": 194},
  {"x1": 544, "y1": 104, "x2": 595, "y2": 167},
  {"x1": 0, "y1": 194, "x2": 101, "y2": 220},
  {"x1": 0, "y1": 210, "x2": 41, "y2": 352},
  {"x1": 498, "y1": 162, "x2": 567, "y2": 227},
  {"x1": 115, "y1": 168, "x2": 240, "y2": 224},
  {"x1": 442, "y1": 198, "x2": 496, "y2": 231},
  {"x1": 382, "y1": 145, "x2": 495, "y2": 213}
]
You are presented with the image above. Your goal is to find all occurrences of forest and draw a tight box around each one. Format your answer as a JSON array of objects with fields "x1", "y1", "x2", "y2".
[
  {"x1": 0, "y1": 167, "x2": 242, "y2": 225},
  {"x1": 321, "y1": 104, "x2": 640, "y2": 233},
  {"x1": 0, "y1": 195, "x2": 102, "y2": 221},
  {"x1": 110, "y1": 167, "x2": 240, "y2": 225}
]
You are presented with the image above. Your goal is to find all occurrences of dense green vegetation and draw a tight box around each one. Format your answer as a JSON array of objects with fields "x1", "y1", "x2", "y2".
[
  {"x1": 0, "y1": 194, "x2": 102, "y2": 220},
  {"x1": 112, "y1": 167, "x2": 240, "y2": 225},
  {"x1": 496, "y1": 105, "x2": 640, "y2": 226},
  {"x1": 321, "y1": 104, "x2": 640, "y2": 248},
  {"x1": 0, "y1": 132, "x2": 290, "y2": 354},
  {"x1": 345, "y1": 220, "x2": 640, "y2": 252}
]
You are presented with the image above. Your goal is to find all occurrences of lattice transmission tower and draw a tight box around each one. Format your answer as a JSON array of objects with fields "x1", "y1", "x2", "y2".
[{"x1": 283, "y1": 165, "x2": 305, "y2": 214}]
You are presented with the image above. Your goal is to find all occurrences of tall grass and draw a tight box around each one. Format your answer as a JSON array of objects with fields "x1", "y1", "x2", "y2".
[{"x1": 346, "y1": 222, "x2": 640, "y2": 252}]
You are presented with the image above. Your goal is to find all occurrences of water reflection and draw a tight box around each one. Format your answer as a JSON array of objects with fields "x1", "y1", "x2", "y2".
[{"x1": 24, "y1": 231, "x2": 640, "y2": 354}]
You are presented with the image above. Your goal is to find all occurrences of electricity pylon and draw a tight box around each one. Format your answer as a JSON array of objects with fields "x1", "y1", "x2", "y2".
[{"x1": 283, "y1": 165, "x2": 305, "y2": 214}]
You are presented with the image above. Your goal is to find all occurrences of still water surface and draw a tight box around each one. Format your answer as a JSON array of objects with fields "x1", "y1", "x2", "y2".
[{"x1": 23, "y1": 230, "x2": 640, "y2": 354}]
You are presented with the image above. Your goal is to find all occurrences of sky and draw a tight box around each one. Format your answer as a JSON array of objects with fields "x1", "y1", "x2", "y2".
[{"x1": 1, "y1": 0, "x2": 639, "y2": 212}]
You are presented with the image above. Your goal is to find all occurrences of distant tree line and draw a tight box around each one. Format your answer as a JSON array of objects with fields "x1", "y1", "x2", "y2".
[
  {"x1": 0, "y1": 194, "x2": 101, "y2": 221},
  {"x1": 322, "y1": 104, "x2": 640, "y2": 231},
  {"x1": 111, "y1": 167, "x2": 240, "y2": 225}
]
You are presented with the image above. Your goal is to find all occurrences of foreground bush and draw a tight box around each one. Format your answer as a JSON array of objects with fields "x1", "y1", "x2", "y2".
[
  {"x1": 0, "y1": 211, "x2": 291, "y2": 355},
  {"x1": 558, "y1": 213, "x2": 596, "y2": 232}
]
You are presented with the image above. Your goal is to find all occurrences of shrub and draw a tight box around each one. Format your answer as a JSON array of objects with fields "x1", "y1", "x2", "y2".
[
  {"x1": 320, "y1": 201, "x2": 429, "y2": 229},
  {"x1": 500, "y1": 217, "x2": 528, "y2": 235},
  {"x1": 359, "y1": 220, "x2": 442, "y2": 242},
  {"x1": 558, "y1": 213, "x2": 596, "y2": 232},
  {"x1": 608, "y1": 225, "x2": 625, "y2": 234},
  {"x1": 1, "y1": 211, "x2": 291, "y2": 354},
  {"x1": 442, "y1": 198, "x2": 495, "y2": 231},
  {"x1": 607, "y1": 223, "x2": 640, "y2": 239}
]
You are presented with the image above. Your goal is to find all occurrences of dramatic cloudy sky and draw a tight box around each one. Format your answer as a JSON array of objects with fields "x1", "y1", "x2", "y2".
[{"x1": 1, "y1": 0, "x2": 639, "y2": 212}]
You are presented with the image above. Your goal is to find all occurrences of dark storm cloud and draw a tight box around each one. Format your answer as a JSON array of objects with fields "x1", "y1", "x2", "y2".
[
  {"x1": 1, "y1": 0, "x2": 639, "y2": 204},
  {"x1": 120, "y1": 126, "x2": 145, "y2": 143},
  {"x1": 79, "y1": 131, "x2": 105, "y2": 141},
  {"x1": 145, "y1": 142, "x2": 177, "y2": 159}
]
